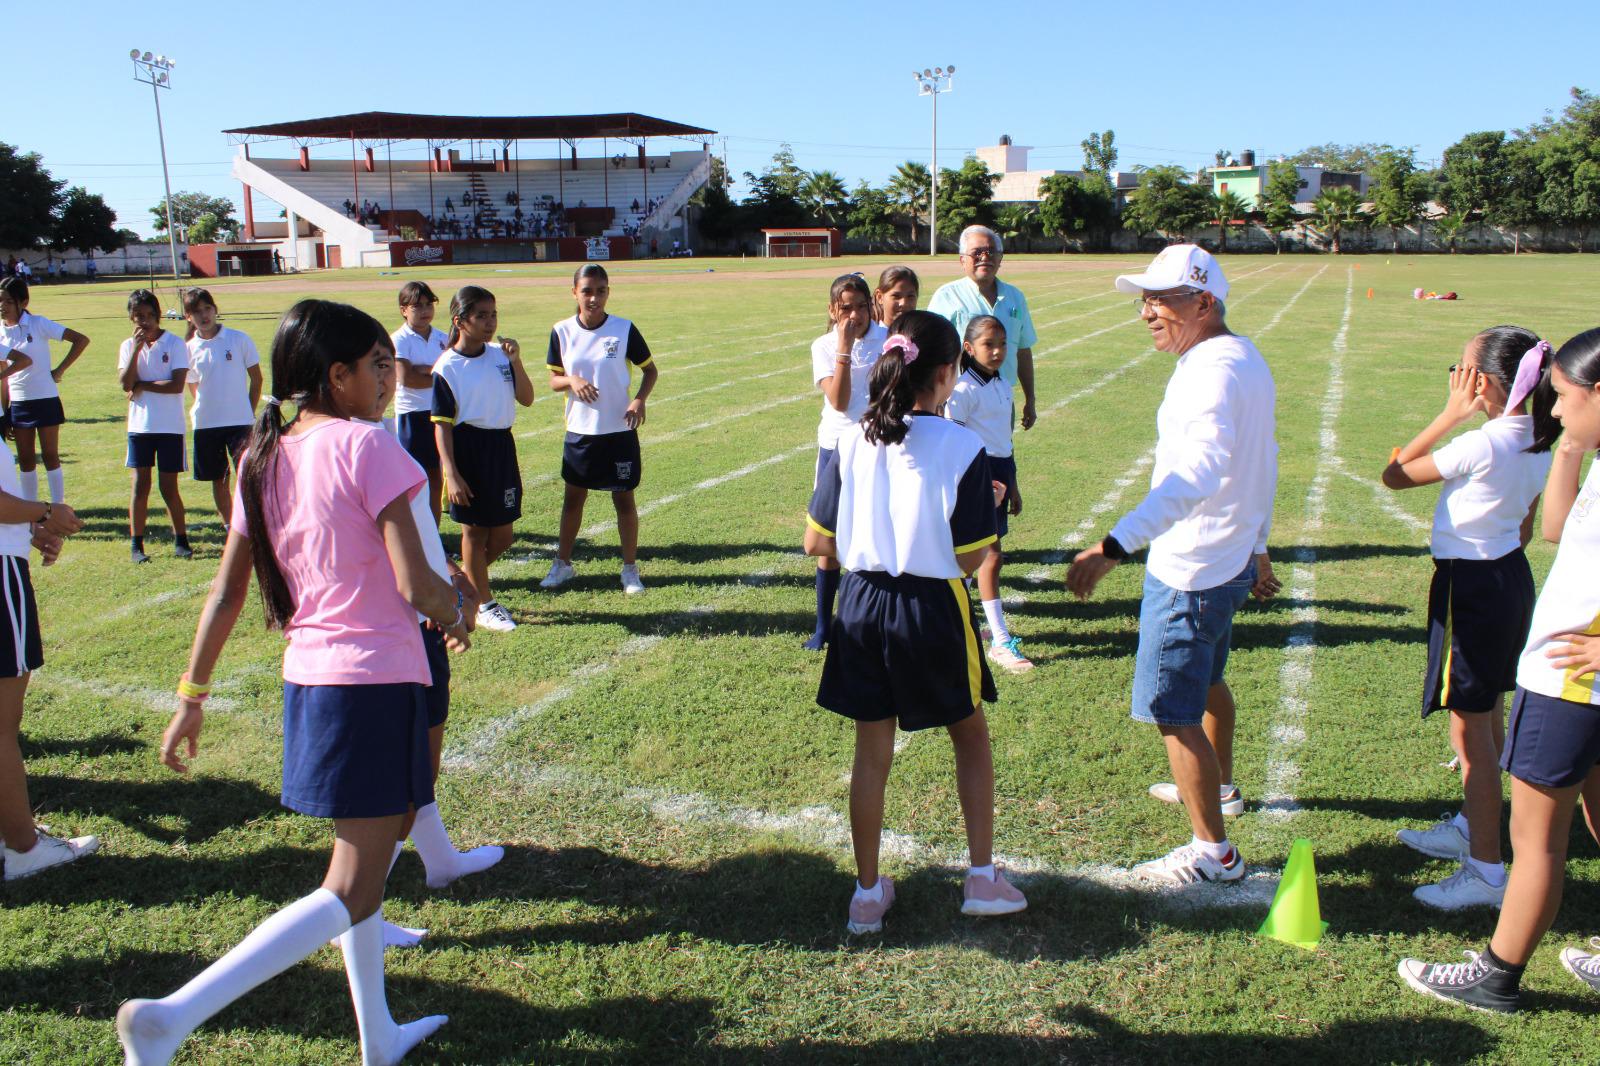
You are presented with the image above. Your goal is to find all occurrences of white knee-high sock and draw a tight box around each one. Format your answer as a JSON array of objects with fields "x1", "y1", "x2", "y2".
[
  {"x1": 117, "y1": 888, "x2": 350, "y2": 1066},
  {"x1": 18, "y1": 471, "x2": 37, "y2": 502},
  {"x1": 381, "y1": 841, "x2": 428, "y2": 949},
  {"x1": 45, "y1": 467, "x2": 64, "y2": 505},
  {"x1": 409, "y1": 802, "x2": 503, "y2": 889},
  {"x1": 339, "y1": 910, "x2": 448, "y2": 1066}
]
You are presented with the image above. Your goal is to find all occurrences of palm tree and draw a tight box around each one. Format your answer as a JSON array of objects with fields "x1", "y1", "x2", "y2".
[
  {"x1": 1213, "y1": 190, "x2": 1250, "y2": 254},
  {"x1": 994, "y1": 203, "x2": 1038, "y2": 253},
  {"x1": 1311, "y1": 185, "x2": 1366, "y2": 254},
  {"x1": 1432, "y1": 211, "x2": 1468, "y2": 254},
  {"x1": 888, "y1": 161, "x2": 931, "y2": 244},
  {"x1": 802, "y1": 170, "x2": 848, "y2": 226}
]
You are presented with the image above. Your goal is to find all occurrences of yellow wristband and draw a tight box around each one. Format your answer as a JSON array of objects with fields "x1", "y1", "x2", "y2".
[{"x1": 177, "y1": 677, "x2": 211, "y2": 700}]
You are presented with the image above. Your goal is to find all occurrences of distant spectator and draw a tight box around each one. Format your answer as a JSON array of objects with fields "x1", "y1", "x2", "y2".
[
  {"x1": 86, "y1": 256, "x2": 97, "y2": 280},
  {"x1": 444, "y1": 196, "x2": 454, "y2": 213},
  {"x1": 272, "y1": 249, "x2": 282, "y2": 273},
  {"x1": 47, "y1": 261, "x2": 58, "y2": 281},
  {"x1": 462, "y1": 190, "x2": 474, "y2": 207},
  {"x1": 631, "y1": 198, "x2": 640, "y2": 212}
]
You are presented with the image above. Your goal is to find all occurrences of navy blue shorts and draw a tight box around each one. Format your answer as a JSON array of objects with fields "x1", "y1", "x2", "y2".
[
  {"x1": 10, "y1": 398, "x2": 65, "y2": 429},
  {"x1": 126, "y1": 432, "x2": 186, "y2": 473},
  {"x1": 1131, "y1": 562, "x2": 1255, "y2": 727},
  {"x1": 1502, "y1": 687, "x2": 1600, "y2": 789},
  {"x1": 989, "y1": 454, "x2": 1017, "y2": 540},
  {"x1": 448, "y1": 423, "x2": 521, "y2": 528},
  {"x1": 397, "y1": 410, "x2": 440, "y2": 469},
  {"x1": 562, "y1": 429, "x2": 641, "y2": 492},
  {"x1": 192, "y1": 425, "x2": 249, "y2": 482},
  {"x1": 421, "y1": 622, "x2": 450, "y2": 728},
  {"x1": 0, "y1": 556, "x2": 43, "y2": 677},
  {"x1": 818, "y1": 569, "x2": 997, "y2": 731},
  {"x1": 814, "y1": 446, "x2": 835, "y2": 489},
  {"x1": 1423, "y1": 550, "x2": 1534, "y2": 716},
  {"x1": 280, "y1": 681, "x2": 434, "y2": 818}
]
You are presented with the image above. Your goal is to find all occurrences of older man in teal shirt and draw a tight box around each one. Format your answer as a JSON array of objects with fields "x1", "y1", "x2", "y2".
[{"x1": 928, "y1": 224, "x2": 1040, "y2": 428}]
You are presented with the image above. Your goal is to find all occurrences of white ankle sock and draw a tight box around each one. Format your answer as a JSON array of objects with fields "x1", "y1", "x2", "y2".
[
  {"x1": 117, "y1": 888, "x2": 349, "y2": 1066},
  {"x1": 1466, "y1": 856, "x2": 1507, "y2": 886},
  {"x1": 981, "y1": 599, "x2": 1010, "y2": 643},
  {"x1": 968, "y1": 863, "x2": 996, "y2": 881},
  {"x1": 410, "y1": 802, "x2": 504, "y2": 889},
  {"x1": 45, "y1": 467, "x2": 64, "y2": 505},
  {"x1": 18, "y1": 471, "x2": 37, "y2": 502},
  {"x1": 1191, "y1": 836, "x2": 1233, "y2": 862},
  {"x1": 1220, "y1": 783, "x2": 1237, "y2": 797},
  {"x1": 1451, "y1": 811, "x2": 1471, "y2": 835},
  {"x1": 339, "y1": 910, "x2": 447, "y2": 1066},
  {"x1": 854, "y1": 879, "x2": 884, "y2": 902}
]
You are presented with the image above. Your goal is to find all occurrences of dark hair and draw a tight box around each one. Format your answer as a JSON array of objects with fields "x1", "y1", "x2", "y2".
[
  {"x1": 960, "y1": 314, "x2": 1006, "y2": 374},
  {"x1": 573, "y1": 263, "x2": 609, "y2": 287},
  {"x1": 826, "y1": 272, "x2": 871, "y2": 331},
  {"x1": 1472, "y1": 325, "x2": 1560, "y2": 453},
  {"x1": 127, "y1": 288, "x2": 161, "y2": 318},
  {"x1": 1552, "y1": 326, "x2": 1600, "y2": 415},
  {"x1": 398, "y1": 280, "x2": 438, "y2": 308},
  {"x1": 240, "y1": 300, "x2": 386, "y2": 629},
  {"x1": 447, "y1": 285, "x2": 495, "y2": 347},
  {"x1": 874, "y1": 265, "x2": 919, "y2": 324},
  {"x1": 181, "y1": 287, "x2": 216, "y2": 341},
  {"x1": 0, "y1": 276, "x2": 29, "y2": 307},
  {"x1": 862, "y1": 310, "x2": 961, "y2": 446}
]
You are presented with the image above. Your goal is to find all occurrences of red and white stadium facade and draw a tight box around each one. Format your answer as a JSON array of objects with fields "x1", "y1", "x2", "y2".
[{"x1": 761, "y1": 228, "x2": 843, "y2": 258}]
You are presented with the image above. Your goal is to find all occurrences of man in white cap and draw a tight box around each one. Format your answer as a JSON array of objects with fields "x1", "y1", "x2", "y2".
[{"x1": 1065, "y1": 244, "x2": 1281, "y2": 885}]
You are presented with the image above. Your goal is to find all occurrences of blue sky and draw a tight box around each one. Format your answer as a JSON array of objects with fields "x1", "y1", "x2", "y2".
[{"x1": 13, "y1": 0, "x2": 1598, "y2": 237}]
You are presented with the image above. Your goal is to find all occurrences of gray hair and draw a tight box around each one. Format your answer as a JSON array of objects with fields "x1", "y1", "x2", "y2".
[{"x1": 959, "y1": 225, "x2": 1003, "y2": 256}]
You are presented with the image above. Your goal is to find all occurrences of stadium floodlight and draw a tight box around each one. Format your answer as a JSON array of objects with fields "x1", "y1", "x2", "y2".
[
  {"x1": 130, "y1": 49, "x2": 182, "y2": 280},
  {"x1": 912, "y1": 65, "x2": 956, "y2": 256}
]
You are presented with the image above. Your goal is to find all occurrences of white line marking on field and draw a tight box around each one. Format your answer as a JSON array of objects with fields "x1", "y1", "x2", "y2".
[
  {"x1": 1261, "y1": 268, "x2": 1354, "y2": 823},
  {"x1": 517, "y1": 364, "x2": 801, "y2": 440},
  {"x1": 575, "y1": 443, "x2": 812, "y2": 540},
  {"x1": 36, "y1": 674, "x2": 239, "y2": 714},
  {"x1": 1330, "y1": 458, "x2": 1430, "y2": 534},
  {"x1": 1255, "y1": 264, "x2": 1329, "y2": 336},
  {"x1": 1027, "y1": 449, "x2": 1156, "y2": 584}
]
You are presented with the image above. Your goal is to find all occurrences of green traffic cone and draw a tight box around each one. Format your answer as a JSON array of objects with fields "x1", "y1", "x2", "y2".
[{"x1": 1257, "y1": 838, "x2": 1329, "y2": 950}]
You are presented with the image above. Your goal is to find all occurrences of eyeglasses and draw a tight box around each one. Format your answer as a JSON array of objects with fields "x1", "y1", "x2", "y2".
[
  {"x1": 961, "y1": 249, "x2": 999, "y2": 261},
  {"x1": 1134, "y1": 289, "x2": 1203, "y2": 312}
]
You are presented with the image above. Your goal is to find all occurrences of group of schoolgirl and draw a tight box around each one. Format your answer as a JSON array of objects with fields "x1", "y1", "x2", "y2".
[
  {"x1": 1380, "y1": 325, "x2": 1600, "y2": 1013},
  {"x1": 386, "y1": 267, "x2": 658, "y2": 634},
  {"x1": 804, "y1": 265, "x2": 1031, "y2": 933}
]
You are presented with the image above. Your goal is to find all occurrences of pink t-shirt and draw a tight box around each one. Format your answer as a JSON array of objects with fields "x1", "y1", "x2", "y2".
[{"x1": 233, "y1": 418, "x2": 428, "y2": 686}]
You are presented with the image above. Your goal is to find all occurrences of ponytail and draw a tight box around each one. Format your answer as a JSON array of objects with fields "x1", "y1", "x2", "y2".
[
  {"x1": 860, "y1": 310, "x2": 961, "y2": 446},
  {"x1": 240, "y1": 396, "x2": 294, "y2": 628},
  {"x1": 447, "y1": 284, "x2": 495, "y2": 348},
  {"x1": 1527, "y1": 358, "x2": 1561, "y2": 454},
  {"x1": 1472, "y1": 325, "x2": 1559, "y2": 454}
]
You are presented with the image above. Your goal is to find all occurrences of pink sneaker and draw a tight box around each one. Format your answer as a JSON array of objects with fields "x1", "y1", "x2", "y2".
[
  {"x1": 847, "y1": 876, "x2": 895, "y2": 934},
  {"x1": 961, "y1": 866, "x2": 1028, "y2": 916}
]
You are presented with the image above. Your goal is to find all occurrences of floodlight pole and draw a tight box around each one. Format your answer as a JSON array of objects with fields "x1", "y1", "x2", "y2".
[
  {"x1": 132, "y1": 51, "x2": 181, "y2": 279},
  {"x1": 914, "y1": 66, "x2": 954, "y2": 256}
]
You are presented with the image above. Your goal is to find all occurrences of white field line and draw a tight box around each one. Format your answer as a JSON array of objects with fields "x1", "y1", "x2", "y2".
[
  {"x1": 579, "y1": 443, "x2": 813, "y2": 538},
  {"x1": 1026, "y1": 449, "x2": 1156, "y2": 584},
  {"x1": 1257, "y1": 264, "x2": 1330, "y2": 335},
  {"x1": 35, "y1": 673, "x2": 239, "y2": 714},
  {"x1": 56, "y1": 579, "x2": 214, "y2": 638},
  {"x1": 1329, "y1": 457, "x2": 1430, "y2": 534},
  {"x1": 516, "y1": 363, "x2": 800, "y2": 440},
  {"x1": 1260, "y1": 269, "x2": 1354, "y2": 823}
]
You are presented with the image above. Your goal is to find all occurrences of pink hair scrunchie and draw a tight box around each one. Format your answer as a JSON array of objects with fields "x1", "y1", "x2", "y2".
[{"x1": 884, "y1": 333, "x2": 919, "y2": 365}]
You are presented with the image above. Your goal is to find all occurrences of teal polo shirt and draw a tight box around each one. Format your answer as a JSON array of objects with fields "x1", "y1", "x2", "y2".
[{"x1": 927, "y1": 276, "x2": 1039, "y2": 385}]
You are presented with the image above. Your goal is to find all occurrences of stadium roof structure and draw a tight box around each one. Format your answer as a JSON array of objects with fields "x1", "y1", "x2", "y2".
[{"x1": 223, "y1": 112, "x2": 715, "y2": 145}]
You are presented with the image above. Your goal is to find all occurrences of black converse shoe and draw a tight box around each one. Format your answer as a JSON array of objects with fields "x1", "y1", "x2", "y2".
[
  {"x1": 1560, "y1": 937, "x2": 1600, "y2": 995},
  {"x1": 1398, "y1": 951, "x2": 1521, "y2": 1014}
]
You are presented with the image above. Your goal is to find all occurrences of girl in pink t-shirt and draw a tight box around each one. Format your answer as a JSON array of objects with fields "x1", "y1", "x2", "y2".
[{"x1": 119, "y1": 300, "x2": 470, "y2": 1066}]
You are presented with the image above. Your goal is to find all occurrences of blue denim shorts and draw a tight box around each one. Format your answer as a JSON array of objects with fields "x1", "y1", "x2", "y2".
[{"x1": 1131, "y1": 561, "x2": 1255, "y2": 727}]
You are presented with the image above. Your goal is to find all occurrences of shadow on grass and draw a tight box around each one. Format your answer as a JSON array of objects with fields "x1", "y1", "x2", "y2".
[
  {"x1": 24, "y1": 771, "x2": 282, "y2": 847},
  {"x1": 20, "y1": 730, "x2": 145, "y2": 760}
]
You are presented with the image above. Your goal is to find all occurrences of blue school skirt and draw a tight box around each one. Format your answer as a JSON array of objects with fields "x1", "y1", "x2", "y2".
[{"x1": 280, "y1": 681, "x2": 433, "y2": 818}]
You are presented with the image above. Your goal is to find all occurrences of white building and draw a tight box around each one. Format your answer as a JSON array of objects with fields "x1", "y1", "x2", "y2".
[{"x1": 974, "y1": 136, "x2": 1138, "y2": 203}]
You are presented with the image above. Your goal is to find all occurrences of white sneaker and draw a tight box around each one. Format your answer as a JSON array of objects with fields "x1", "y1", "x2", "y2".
[
  {"x1": 540, "y1": 559, "x2": 575, "y2": 589},
  {"x1": 1132, "y1": 842, "x2": 1245, "y2": 885},
  {"x1": 1414, "y1": 863, "x2": 1506, "y2": 911},
  {"x1": 4, "y1": 829, "x2": 100, "y2": 881},
  {"x1": 1397, "y1": 816, "x2": 1470, "y2": 861},
  {"x1": 1148, "y1": 782, "x2": 1245, "y2": 817},
  {"x1": 475, "y1": 601, "x2": 516, "y2": 632},
  {"x1": 620, "y1": 565, "x2": 645, "y2": 595},
  {"x1": 986, "y1": 636, "x2": 1034, "y2": 674}
]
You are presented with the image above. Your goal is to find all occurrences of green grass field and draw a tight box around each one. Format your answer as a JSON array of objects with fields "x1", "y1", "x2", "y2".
[{"x1": 2, "y1": 252, "x2": 1598, "y2": 1064}]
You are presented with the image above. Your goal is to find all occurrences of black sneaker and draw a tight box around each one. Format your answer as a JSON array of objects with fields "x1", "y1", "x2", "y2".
[
  {"x1": 1398, "y1": 952, "x2": 1521, "y2": 1014},
  {"x1": 173, "y1": 541, "x2": 194, "y2": 560},
  {"x1": 1560, "y1": 937, "x2": 1600, "y2": 995},
  {"x1": 131, "y1": 547, "x2": 151, "y2": 564}
]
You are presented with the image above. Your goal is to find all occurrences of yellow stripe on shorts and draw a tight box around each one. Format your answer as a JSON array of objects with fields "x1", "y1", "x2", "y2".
[
  {"x1": 1440, "y1": 578, "x2": 1454, "y2": 707},
  {"x1": 948, "y1": 578, "x2": 982, "y2": 708},
  {"x1": 1560, "y1": 611, "x2": 1600, "y2": 704}
]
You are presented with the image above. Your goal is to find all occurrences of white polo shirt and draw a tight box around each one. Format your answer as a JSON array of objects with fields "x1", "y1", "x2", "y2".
[
  {"x1": 1518, "y1": 459, "x2": 1600, "y2": 706},
  {"x1": 809, "y1": 413, "x2": 997, "y2": 579},
  {"x1": 546, "y1": 314, "x2": 654, "y2": 436},
  {"x1": 392, "y1": 323, "x2": 450, "y2": 416},
  {"x1": 944, "y1": 365, "x2": 1014, "y2": 459},
  {"x1": 926, "y1": 277, "x2": 1038, "y2": 385},
  {"x1": 0, "y1": 442, "x2": 35, "y2": 558},
  {"x1": 431, "y1": 344, "x2": 516, "y2": 430},
  {"x1": 118, "y1": 331, "x2": 190, "y2": 435},
  {"x1": 812, "y1": 322, "x2": 887, "y2": 450},
  {"x1": 187, "y1": 327, "x2": 260, "y2": 430},
  {"x1": 1110, "y1": 333, "x2": 1277, "y2": 592},
  {"x1": 1, "y1": 311, "x2": 67, "y2": 402},
  {"x1": 1430, "y1": 415, "x2": 1551, "y2": 561}
]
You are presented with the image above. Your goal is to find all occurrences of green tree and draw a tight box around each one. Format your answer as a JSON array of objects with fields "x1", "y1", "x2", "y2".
[
  {"x1": 1081, "y1": 130, "x2": 1117, "y2": 187},
  {"x1": 846, "y1": 182, "x2": 897, "y2": 251},
  {"x1": 1536, "y1": 128, "x2": 1600, "y2": 252},
  {"x1": 1432, "y1": 211, "x2": 1468, "y2": 253},
  {"x1": 1285, "y1": 142, "x2": 1390, "y2": 172},
  {"x1": 54, "y1": 186, "x2": 125, "y2": 253},
  {"x1": 150, "y1": 191, "x2": 237, "y2": 234},
  {"x1": 1438, "y1": 131, "x2": 1508, "y2": 237},
  {"x1": 1257, "y1": 159, "x2": 1303, "y2": 253},
  {"x1": 1037, "y1": 174, "x2": 1116, "y2": 251},
  {"x1": 1310, "y1": 185, "x2": 1367, "y2": 253},
  {"x1": 934, "y1": 157, "x2": 999, "y2": 241},
  {"x1": 740, "y1": 144, "x2": 808, "y2": 229},
  {"x1": 801, "y1": 170, "x2": 849, "y2": 226},
  {"x1": 1368, "y1": 147, "x2": 1429, "y2": 253},
  {"x1": 993, "y1": 202, "x2": 1038, "y2": 252},
  {"x1": 887, "y1": 161, "x2": 930, "y2": 244},
  {"x1": 0, "y1": 143, "x2": 65, "y2": 249},
  {"x1": 1213, "y1": 190, "x2": 1249, "y2": 253},
  {"x1": 1489, "y1": 138, "x2": 1545, "y2": 253},
  {"x1": 1119, "y1": 165, "x2": 1212, "y2": 242}
]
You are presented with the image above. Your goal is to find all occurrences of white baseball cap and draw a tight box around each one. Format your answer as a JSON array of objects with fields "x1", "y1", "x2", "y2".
[{"x1": 1114, "y1": 244, "x2": 1229, "y2": 302}]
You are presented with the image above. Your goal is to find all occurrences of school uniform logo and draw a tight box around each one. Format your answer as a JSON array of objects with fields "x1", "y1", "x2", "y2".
[
  {"x1": 1575, "y1": 491, "x2": 1596, "y2": 522},
  {"x1": 503, "y1": 487, "x2": 517, "y2": 508},
  {"x1": 161, "y1": 353, "x2": 169, "y2": 363},
  {"x1": 602, "y1": 338, "x2": 619, "y2": 360},
  {"x1": 499, "y1": 362, "x2": 514, "y2": 382},
  {"x1": 225, "y1": 350, "x2": 234, "y2": 361},
  {"x1": 615, "y1": 460, "x2": 634, "y2": 481}
]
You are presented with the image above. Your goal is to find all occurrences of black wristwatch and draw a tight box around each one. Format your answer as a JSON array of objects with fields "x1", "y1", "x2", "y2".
[{"x1": 1100, "y1": 535, "x2": 1129, "y2": 561}]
